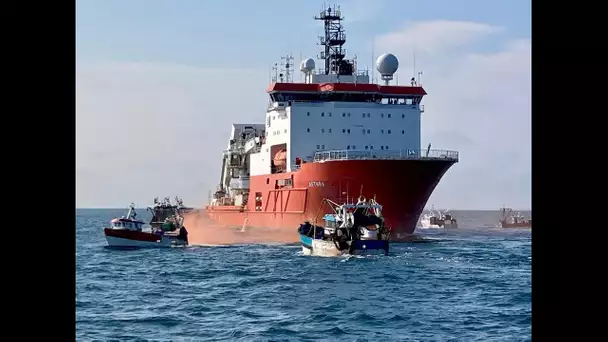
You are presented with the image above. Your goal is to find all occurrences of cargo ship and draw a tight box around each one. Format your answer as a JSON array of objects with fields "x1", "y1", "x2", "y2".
[{"x1": 205, "y1": 5, "x2": 459, "y2": 241}]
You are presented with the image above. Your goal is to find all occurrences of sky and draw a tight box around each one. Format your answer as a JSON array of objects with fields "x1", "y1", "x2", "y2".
[{"x1": 76, "y1": 0, "x2": 531, "y2": 210}]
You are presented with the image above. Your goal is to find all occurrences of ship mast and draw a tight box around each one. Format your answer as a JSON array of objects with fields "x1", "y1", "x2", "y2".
[{"x1": 314, "y1": 5, "x2": 352, "y2": 76}]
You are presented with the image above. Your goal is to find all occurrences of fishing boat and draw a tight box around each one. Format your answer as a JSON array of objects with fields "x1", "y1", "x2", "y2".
[
  {"x1": 499, "y1": 206, "x2": 531, "y2": 228},
  {"x1": 419, "y1": 205, "x2": 458, "y2": 229},
  {"x1": 104, "y1": 203, "x2": 189, "y2": 248},
  {"x1": 298, "y1": 196, "x2": 390, "y2": 257},
  {"x1": 148, "y1": 197, "x2": 195, "y2": 220},
  {"x1": 175, "y1": 196, "x2": 196, "y2": 214}
]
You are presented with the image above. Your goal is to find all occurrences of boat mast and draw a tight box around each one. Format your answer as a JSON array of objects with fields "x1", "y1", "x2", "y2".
[{"x1": 314, "y1": 4, "x2": 351, "y2": 76}]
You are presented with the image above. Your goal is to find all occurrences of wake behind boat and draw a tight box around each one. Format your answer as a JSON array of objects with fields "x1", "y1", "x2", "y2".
[
  {"x1": 104, "y1": 203, "x2": 189, "y2": 249},
  {"x1": 298, "y1": 196, "x2": 390, "y2": 257}
]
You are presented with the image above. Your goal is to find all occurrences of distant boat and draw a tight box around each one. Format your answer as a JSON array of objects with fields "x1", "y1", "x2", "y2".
[
  {"x1": 419, "y1": 205, "x2": 458, "y2": 229},
  {"x1": 298, "y1": 196, "x2": 390, "y2": 257},
  {"x1": 104, "y1": 202, "x2": 189, "y2": 248},
  {"x1": 499, "y1": 206, "x2": 531, "y2": 228}
]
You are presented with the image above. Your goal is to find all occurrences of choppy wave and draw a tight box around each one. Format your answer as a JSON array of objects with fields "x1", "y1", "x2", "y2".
[{"x1": 77, "y1": 209, "x2": 531, "y2": 341}]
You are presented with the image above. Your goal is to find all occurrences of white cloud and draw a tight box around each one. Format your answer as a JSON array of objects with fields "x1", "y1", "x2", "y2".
[
  {"x1": 339, "y1": 0, "x2": 386, "y2": 24},
  {"x1": 76, "y1": 19, "x2": 530, "y2": 210},
  {"x1": 375, "y1": 21, "x2": 531, "y2": 209},
  {"x1": 76, "y1": 62, "x2": 269, "y2": 207},
  {"x1": 376, "y1": 21, "x2": 504, "y2": 56}
]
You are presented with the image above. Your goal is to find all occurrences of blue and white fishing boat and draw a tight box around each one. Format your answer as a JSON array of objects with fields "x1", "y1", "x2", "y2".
[{"x1": 298, "y1": 196, "x2": 390, "y2": 257}]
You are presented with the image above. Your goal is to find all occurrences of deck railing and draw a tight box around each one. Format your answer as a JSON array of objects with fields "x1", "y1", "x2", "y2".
[{"x1": 312, "y1": 149, "x2": 459, "y2": 162}]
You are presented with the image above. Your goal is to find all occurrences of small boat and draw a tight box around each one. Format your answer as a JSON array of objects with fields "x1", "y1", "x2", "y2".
[
  {"x1": 298, "y1": 196, "x2": 390, "y2": 257},
  {"x1": 104, "y1": 203, "x2": 189, "y2": 248},
  {"x1": 499, "y1": 206, "x2": 531, "y2": 228},
  {"x1": 175, "y1": 196, "x2": 196, "y2": 214},
  {"x1": 419, "y1": 205, "x2": 458, "y2": 229}
]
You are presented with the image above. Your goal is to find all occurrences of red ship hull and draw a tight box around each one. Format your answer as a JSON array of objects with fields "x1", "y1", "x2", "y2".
[{"x1": 205, "y1": 158, "x2": 456, "y2": 242}]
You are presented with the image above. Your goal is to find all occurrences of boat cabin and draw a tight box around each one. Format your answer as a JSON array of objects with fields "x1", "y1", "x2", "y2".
[{"x1": 110, "y1": 218, "x2": 144, "y2": 231}]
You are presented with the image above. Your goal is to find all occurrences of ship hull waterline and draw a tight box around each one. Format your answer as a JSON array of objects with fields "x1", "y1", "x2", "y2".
[{"x1": 204, "y1": 159, "x2": 456, "y2": 242}]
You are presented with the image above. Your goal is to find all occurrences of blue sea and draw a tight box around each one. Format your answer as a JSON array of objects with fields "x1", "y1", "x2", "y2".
[{"x1": 76, "y1": 209, "x2": 531, "y2": 341}]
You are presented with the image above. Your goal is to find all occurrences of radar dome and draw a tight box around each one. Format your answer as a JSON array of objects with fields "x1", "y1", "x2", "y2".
[
  {"x1": 376, "y1": 53, "x2": 399, "y2": 76},
  {"x1": 300, "y1": 58, "x2": 316, "y2": 73}
]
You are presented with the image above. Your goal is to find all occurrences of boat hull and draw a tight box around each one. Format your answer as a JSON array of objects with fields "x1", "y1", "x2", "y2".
[
  {"x1": 206, "y1": 159, "x2": 455, "y2": 242},
  {"x1": 425, "y1": 222, "x2": 458, "y2": 229},
  {"x1": 103, "y1": 228, "x2": 187, "y2": 248},
  {"x1": 500, "y1": 222, "x2": 531, "y2": 228},
  {"x1": 300, "y1": 234, "x2": 389, "y2": 257}
]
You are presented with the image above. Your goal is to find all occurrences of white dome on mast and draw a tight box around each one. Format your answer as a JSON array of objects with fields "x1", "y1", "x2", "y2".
[
  {"x1": 376, "y1": 53, "x2": 399, "y2": 85},
  {"x1": 300, "y1": 58, "x2": 316, "y2": 74}
]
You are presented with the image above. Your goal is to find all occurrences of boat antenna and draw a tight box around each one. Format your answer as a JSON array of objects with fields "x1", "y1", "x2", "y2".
[
  {"x1": 371, "y1": 37, "x2": 375, "y2": 84},
  {"x1": 271, "y1": 63, "x2": 278, "y2": 83},
  {"x1": 280, "y1": 54, "x2": 294, "y2": 83},
  {"x1": 314, "y1": 4, "x2": 348, "y2": 76},
  {"x1": 413, "y1": 49, "x2": 416, "y2": 84}
]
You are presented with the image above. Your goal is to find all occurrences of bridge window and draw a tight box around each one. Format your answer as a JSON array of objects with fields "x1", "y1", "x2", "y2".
[
  {"x1": 362, "y1": 129, "x2": 365, "y2": 134},
  {"x1": 307, "y1": 128, "x2": 310, "y2": 132},
  {"x1": 342, "y1": 129, "x2": 346, "y2": 133},
  {"x1": 321, "y1": 112, "x2": 325, "y2": 117},
  {"x1": 381, "y1": 113, "x2": 384, "y2": 118},
  {"x1": 329, "y1": 128, "x2": 332, "y2": 133},
  {"x1": 347, "y1": 145, "x2": 350, "y2": 150},
  {"x1": 352, "y1": 145, "x2": 356, "y2": 149},
  {"x1": 266, "y1": 178, "x2": 270, "y2": 184},
  {"x1": 317, "y1": 145, "x2": 320, "y2": 149},
  {"x1": 381, "y1": 129, "x2": 384, "y2": 134},
  {"x1": 347, "y1": 113, "x2": 351, "y2": 117},
  {"x1": 388, "y1": 114, "x2": 392, "y2": 118},
  {"x1": 328, "y1": 112, "x2": 332, "y2": 117},
  {"x1": 370, "y1": 146, "x2": 374, "y2": 149},
  {"x1": 402, "y1": 114, "x2": 405, "y2": 118},
  {"x1": 365, "y1": 146, "x2": 368, "y2": 149},
  {"x1": 381, "y1": 146, "x2": 384, "y2": 150},
  {"x1": 367, "y1": 113, "x2": 370, "y2": 117},
  {"x1": 322, "y1": 144, "x2": 325, "y2": 149},
  {"x1": 342, "y1": 112, "x2": 346, "y2": 117},
  {"x1": 402, "y1": 130, "x2": 405, "y2": 134},
  {"x1": 367, "y1": 129, "x2": 370, "y2": 134},
  {"x1": 321, "y1": 128, "x2": 325, "y2": 133},
  {"x1": 347, "y1": 129, "x2": 350, "y2": 134},
  {"x1": 307, "y1": 112, "x2": 310, "y2": 116},
  {"x1": 388, "y1": 130, "x2": 392, "y2": 134},
  {"x1": 386, "y1": 146, "x2": 389, "y2": 149},
  {"x1": 362, "y1": 113, "x2": 365, "y2": 118}
]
